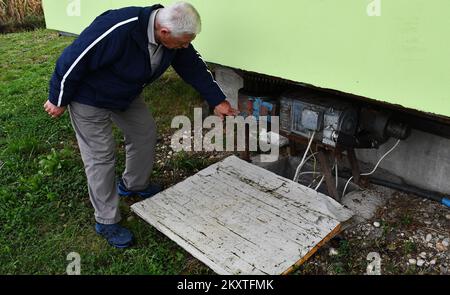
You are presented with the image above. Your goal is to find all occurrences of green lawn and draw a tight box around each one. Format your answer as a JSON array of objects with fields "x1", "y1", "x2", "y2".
[{"x1": 0, "y1": 29, "x2": 216, "y2": 274}]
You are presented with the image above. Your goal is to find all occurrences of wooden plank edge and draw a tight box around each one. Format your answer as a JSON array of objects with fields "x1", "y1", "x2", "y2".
[
  {"x1": 130, "y1": 204, "x2": 233, "y2": 275},
  {"x1": 281, "y1": 223, "x2": 343, "y2": 275}
]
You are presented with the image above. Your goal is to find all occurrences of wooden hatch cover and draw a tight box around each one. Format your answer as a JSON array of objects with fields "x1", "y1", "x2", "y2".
[{"x1": 131, "y1": 156, "x2": 353, "y2": 275}]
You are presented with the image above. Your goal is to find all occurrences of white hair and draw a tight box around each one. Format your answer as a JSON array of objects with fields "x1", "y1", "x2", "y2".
[{"x1": 157, "y1": 2, "x2": 202, "y2": 36}]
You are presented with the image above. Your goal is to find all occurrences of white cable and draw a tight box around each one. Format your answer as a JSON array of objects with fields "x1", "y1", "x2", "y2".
[
  {"x1": 342, "y1": 139, "x2": 401, "y2": 198},
  {"x1": 335, "y1": 160, "x2": 338, "y2": 189},
  {"x1": 342, "y1": 176, "x2": 354, "y2": 199},
  {"x1": 309, "y1": 146, "x2": 317, "y2": 174},
  {"x1": 307, "y1": 173, "x2": 322, "y2": 188},
  {"x1": 313, "y1": 161, "x2": 339, "y2": 191},
  {"x1": 294, "y1": 152, "x2": 318, "y2": 181},
  {"x1": 361, "y1": 139, "x2": 401, "y2": 177},
  {"x1": 293, "y1": 131, "x2": 316, "y2": 182},
  {"x1": 315, "y1": 176, "x2": 325, "y2": 191},
  {"x1": 312, "y1": 160, "x2": 339, "y2": 191}
]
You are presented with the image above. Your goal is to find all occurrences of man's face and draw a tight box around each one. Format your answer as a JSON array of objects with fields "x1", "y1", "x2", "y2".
[{"x1": 159, "y1": 30, "x2": 196, "y2": 49}]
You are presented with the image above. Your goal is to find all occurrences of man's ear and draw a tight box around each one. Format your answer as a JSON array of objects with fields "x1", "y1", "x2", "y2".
[{"x1": 160, "y1": 27, "x2": 171, "y2": 37}]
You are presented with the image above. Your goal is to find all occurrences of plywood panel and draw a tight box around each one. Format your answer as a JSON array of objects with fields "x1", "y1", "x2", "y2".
[{"x1": 131, "y1": 156, "x2": 353, "y2": 275}]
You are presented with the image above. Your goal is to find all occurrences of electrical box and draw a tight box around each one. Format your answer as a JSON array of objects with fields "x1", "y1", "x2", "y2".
[{"x1": 280, "y1": 90, "x2": 359, "y2": 147}]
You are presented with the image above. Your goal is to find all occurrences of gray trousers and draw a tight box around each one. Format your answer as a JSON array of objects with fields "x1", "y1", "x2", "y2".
[{"x1": 68, "y1": 97, "x2": 157, "y2": 224}]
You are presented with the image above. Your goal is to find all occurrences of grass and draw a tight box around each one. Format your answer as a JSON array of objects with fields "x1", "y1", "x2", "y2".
[{"x1": 0, "y1": 29, "x2": 215, "y2": 274}]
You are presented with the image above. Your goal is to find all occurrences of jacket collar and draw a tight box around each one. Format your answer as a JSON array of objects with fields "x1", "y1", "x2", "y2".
[
  {"x1": 132, "y1": 4, "x2": 176, "y2": 81},
  {"x1": 132, "y1": 4, "x2": 164, "y2": 52}
]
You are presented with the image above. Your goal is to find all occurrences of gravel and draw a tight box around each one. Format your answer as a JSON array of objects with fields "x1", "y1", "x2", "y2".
[
  {"x1": 442, "y1": 239, "x2": 449, "y2": 248},
  {"x1": 417, "y1": 259, "x2": 425, "y2": 267},
  {"x1": 295, "y1": 190, "x2": 450, "y2": 275},
  {"x1": 329, "y1": 248, "x2": 339, "y2": 256},
  {"x1": 408, "y1": 259, "x2": 417, "y2": 265}
]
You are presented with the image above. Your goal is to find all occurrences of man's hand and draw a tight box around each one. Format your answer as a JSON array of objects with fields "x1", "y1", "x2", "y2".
[
  {"x1": 44, "y1": 100, "x2": 66, "y2": 118},
  {"x1": 213, "y1": 100, "x2": 239, "y2": 120}
]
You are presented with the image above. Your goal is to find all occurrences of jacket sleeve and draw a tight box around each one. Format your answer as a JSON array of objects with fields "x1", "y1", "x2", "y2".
[
  {"x1": 48, "y1": 12, "x2": 133, "y2": 107},
  {"x1": 171, "y1": 44, "x2": 226, "y2": 108}
]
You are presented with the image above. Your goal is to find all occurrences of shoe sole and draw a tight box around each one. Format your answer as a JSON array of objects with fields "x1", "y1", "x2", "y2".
[
  {"x1": 118, "y1": 182, "x2": 161, "y2": 199},
  {"x1": 109, "y1": 241, "x2": 133, "y2": 249},
  {"x1": 119, "y1": 191, "x2": 159, "y2": 199}
]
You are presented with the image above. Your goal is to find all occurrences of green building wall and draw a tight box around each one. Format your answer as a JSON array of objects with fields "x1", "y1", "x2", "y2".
[{"x1": 42, "y1": 0, "x2": 450, "y2": 119}]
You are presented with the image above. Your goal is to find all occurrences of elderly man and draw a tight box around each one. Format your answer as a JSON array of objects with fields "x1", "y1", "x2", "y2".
[{"x1": 44, "y1": 2, "x2": 237, "y2": 248}]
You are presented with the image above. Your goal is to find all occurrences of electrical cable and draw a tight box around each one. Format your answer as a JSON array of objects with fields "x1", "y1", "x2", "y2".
[
  {"x1": 308, "y1": 175, "x2": 322, "y2": 188},
  {"x1": 335, "y1": 159, "x2": 338, "y2": 189},
  {"x1": 293, "y1": 131, "x2": 316, "y2": 182},
  {"x1": 342, "y1": 139, "x2": 401, "y2": 198},
  {"x1": 309, "y1": 146, "x2": 317, "y2": 176},
  {"x1": 294, "y1": 152, "x2": 319, "y2": 182},
  {"x1": 315, "y1": 176, "x2": 325, "y2": 191}
]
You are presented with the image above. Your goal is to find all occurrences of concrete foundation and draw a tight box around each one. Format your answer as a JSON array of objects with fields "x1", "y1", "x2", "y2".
[
  {"x1": 214, "y1": 67, "x2": 243, "y2": 109},
  {"x1": 356, "y1": 129, "x2": 450, "y2": 195}
]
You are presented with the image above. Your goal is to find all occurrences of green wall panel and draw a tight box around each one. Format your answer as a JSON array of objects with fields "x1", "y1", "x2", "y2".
[{"x1": 42, "y1": 0, "x2": 450, "y2": 118}]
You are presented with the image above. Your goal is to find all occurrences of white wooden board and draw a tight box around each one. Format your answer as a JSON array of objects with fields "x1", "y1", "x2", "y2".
[{"x1": 131, "y1": 156, "x2": 353, "y2": 275}]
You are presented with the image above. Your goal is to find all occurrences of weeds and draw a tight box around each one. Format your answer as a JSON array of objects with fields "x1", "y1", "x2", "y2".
[
  {"x1": 400, "y1": 213, "x2": 413, "y2": 226},
  {"x1": 403, "y1": 240, "x2": 417, "y2": 255},
  {"x1": 0, "y1": 0, "x2": 44, "y2": 33}
]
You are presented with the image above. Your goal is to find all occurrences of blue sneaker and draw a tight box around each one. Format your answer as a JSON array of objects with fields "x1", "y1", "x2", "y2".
[
  {"x1": 95, "y1": 223, "x2": 134, "y2": 249},
  {"x1": 117, "y1": 178, "x2": 162, "y2": 199}
]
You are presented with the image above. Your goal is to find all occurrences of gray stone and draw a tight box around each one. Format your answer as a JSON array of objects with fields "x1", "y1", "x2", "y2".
[
  {"x1": 436, "y1": 242, "x2": 448, "y2": 252},
  {"x1": 373, "y1": 221, "x2": 381, "y2": 228},
  {"x1": 341, "y1": 187, "x2": 393, "y2": 221},
  {"x1": 329, "y1": 248, "x2": 339, "y2": 256},
  {"x1": 442, "y1": 239, "x2": 449, "y2": 247},
  {"x1": 425, "y1": 234, "x2": 433, "y2": 242},
  {"x1": 417, "y1": 259, "x2": 425, "y2": 267},
  {"x1": 408, "y1": 259, "x2": 417, "y2": 265},
  {"x1": 419, "y1": 252, "x2": 427, "y2": 259}
]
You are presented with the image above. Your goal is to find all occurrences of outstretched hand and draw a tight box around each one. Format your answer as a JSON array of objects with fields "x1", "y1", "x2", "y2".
[{"x1": 213, "y1": 100, "x2": 239, "y2": 120}]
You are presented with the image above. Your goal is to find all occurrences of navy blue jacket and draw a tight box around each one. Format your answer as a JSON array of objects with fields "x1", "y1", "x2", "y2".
[{"x1": 48, "y1": 5, "x2": 226, "y2": 110}]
